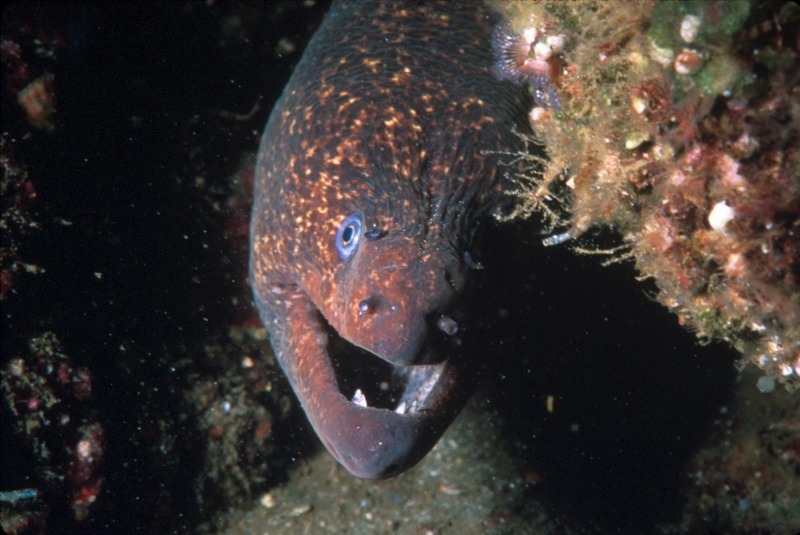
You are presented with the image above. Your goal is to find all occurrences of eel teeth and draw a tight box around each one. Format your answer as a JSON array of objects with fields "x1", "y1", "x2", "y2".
[
  {"x1": 395, "y1": 400, "x2": 409, "y2": 414},
  {"x1": 394, "y1": 364, "x2": 444, "y2": 414},
  {"x1": 351, "y1": 388, "x2": 368, "y2": 407}
]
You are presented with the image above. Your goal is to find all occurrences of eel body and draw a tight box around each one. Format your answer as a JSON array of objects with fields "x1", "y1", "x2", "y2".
[{"x1": 250, "y1": 0, "x2": 532, "y2": 478}]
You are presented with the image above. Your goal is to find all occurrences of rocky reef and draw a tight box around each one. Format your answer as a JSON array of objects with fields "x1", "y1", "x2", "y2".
[{"x1": 500, "y1": 0, "x2": 799, "y2": 390}]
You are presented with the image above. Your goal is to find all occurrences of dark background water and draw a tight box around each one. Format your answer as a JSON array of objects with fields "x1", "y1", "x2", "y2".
[
  {"x1": 2, "y1": 2, "x2": 329, "y2": 532},
  {"x1": 1, "y1": 2, "x2": 738, "y2": 533}
]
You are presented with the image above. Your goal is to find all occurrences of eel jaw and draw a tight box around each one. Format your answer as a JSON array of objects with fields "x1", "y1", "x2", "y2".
[{"x1": 312, "y1": 321, "x2": 470, "y2": 479}]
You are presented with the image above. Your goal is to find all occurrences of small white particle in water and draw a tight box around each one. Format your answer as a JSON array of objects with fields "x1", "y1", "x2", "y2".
[
  {"x1": 289, "y1": 504, "x2": 311, "y2": 516},
  {"x1": 708, "y1": 201, "x2": 735, "y2": 231},
  {"x1": 756, "y1": 375, "x2": 776, "y2": 393},
  {"x1": 260, "y1": 493, "x2": 275, "y2": 508},
  {"x1": 543, "y1": 230, "x2": 573, "y2": 246}
]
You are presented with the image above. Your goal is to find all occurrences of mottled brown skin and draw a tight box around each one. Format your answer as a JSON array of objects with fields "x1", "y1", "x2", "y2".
[{"x1": 250, "y1": 0, "x2": 531, "y2": 478}]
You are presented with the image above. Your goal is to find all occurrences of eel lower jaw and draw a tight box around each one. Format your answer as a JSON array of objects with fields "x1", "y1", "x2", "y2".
[{"x1": 318, "y1": 323, "x2": 467, "y2": 479}]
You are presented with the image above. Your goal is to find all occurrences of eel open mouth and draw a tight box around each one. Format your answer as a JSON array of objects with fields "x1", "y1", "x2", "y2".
[
  {"x1": 327, "y1": 322, "x2": 448, "y2": 415},
  {"x1": 311, "y1": 311, "x2": 470, "y2": 479}
]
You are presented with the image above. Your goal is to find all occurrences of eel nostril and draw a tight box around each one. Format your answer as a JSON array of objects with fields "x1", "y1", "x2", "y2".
[
  {"x1": 437, "y1": 315, "x2": 459, "y2": 335},
  {"x1": 357, "y1": 295, "x2": 400, "y2": 317},
  {"x1": 358, "y1": 296, "x2": 384, "y2": 317}
]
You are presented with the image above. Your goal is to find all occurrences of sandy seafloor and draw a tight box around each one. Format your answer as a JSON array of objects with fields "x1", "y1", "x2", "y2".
[{"x1": 2, "y1": 2, "x2": 798, "y2": 534}]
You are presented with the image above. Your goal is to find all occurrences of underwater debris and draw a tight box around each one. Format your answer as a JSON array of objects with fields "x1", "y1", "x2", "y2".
[
  {"x1": 0, "y1": 134, "x2": 42, "y2": 301},
  {"x1": 1, "y1": 333, "x2": 105, "y2": 525},
  {"x1": 1, "y1": 34, "x2": 60, "y2": 132}
]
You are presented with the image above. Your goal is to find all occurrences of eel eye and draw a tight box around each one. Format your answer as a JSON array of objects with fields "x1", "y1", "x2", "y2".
[{"x1": 336, "y1": 213, "x2": 362, "y2": 260}]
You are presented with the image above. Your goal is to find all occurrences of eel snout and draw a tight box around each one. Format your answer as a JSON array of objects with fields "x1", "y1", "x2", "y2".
[{"x1": 337, "y1": 236, "x2": 465, "y2": 367}]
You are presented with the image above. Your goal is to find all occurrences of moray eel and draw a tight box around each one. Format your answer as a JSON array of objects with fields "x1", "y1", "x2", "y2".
[{"x1": 250, "y1": 0, "x2": 532, "y2": 479}]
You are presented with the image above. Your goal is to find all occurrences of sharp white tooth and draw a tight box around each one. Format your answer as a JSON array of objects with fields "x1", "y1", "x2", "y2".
[
  {"x1": 352, "y1": 388, "x2": 368, "y2": 407},
  {"x1": 395, "y1": 401, "x2": 407, "y2": 414}
]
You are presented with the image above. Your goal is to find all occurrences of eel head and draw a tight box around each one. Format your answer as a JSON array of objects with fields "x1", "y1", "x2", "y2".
[{"x1": 289, "y1": 212, "x2": 474, "y2": 479}]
